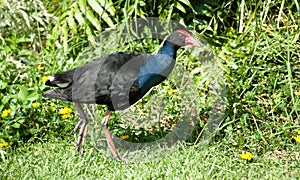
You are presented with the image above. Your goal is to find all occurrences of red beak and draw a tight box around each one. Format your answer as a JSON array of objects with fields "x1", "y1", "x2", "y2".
[
  {"x1": 185, "y1": 36, "x2": 200, "y2": 47},
  {"x1": 177, "y1": 30, "x2": 200, "y2": 47}
]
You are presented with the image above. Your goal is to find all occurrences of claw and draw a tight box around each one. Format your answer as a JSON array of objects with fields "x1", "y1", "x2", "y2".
[
  {"x1": 73, "y1": 103, "x2": 123, "y2": 160},
  {"x1": 73, "y1": 103, "x2": 89, "y2": 157}
]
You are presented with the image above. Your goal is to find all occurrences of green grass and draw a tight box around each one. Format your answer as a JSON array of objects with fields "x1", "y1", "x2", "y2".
[{"x1": 1, "y1": 139, "x2": 299, "y2": 179}]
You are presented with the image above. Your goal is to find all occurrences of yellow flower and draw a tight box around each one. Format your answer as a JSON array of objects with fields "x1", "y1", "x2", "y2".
[
  {"x1": 298, "y1": 90, "x2": 300, "y2": 96},
  {"x1": 38, "y1": 64, "x2": 45, "y2": 71},
  {"x1": 121, "y1": 135, "x2": 129, "y2": 140},
  {"x1": 0, "y1": 139, "x2": 9, "y2": 147},
  {"x1": 50, "y1": 103, "x2": 55, "y2": 112},
  {"x1": 59, "y1": 107, "x2": 72, "y2": 114},
  {"x1": 163, "y1": 86, "x2": 169, "y2": 90},
  {"x1": 42, "y1": 76, "x2": 49, "y2": 83},
  {"x1": 96, "y1": 110, "x2": 102, "y2": 114},
  {"x1": 298, "y1": 131, "x2": 300, "y2": 135},
  {"x1": 32, "y1": 102, "x2": 40, "y2": 107},
  {"x1": 169, "y1": 88, "x2": 178, "y2": 95},
  {"x1": 240, "y1": 152, "x2": 252, "y2": 161},
  {"x1": 294, "y1": 136, "x2": 300, "y2": 143},
  {"x1": 61, "y1": 113, "x2": 72, "y2": 119},
  {"x1": 2, "y1": 109, "x2": 11, "y2": 117}
]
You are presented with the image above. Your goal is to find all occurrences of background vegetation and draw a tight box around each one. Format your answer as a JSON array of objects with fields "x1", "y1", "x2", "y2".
[{"x1": 0, "y1": 0, "x2": 299, "y2": 178}]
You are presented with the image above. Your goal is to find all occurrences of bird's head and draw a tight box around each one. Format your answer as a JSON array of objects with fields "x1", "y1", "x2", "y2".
[{"x1": 166, "y1": 30, "x2": 200, "y2": 47}]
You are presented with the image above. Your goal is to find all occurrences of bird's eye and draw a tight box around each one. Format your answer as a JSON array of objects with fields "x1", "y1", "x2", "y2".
[{"x1": 179, "y1": 34, "x2": 183, "y2": 38}]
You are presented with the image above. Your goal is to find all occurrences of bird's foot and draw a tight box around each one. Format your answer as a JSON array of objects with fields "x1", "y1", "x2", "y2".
[
  {"x1": 71, "y1": 118, "x2": 88, "y2": 157},
  {"x1": 116, "y1": 156, "x2": 125, "y2": 161},
  {"x1": 72, "y1": 103, "x2": 89, "y2": 157}
]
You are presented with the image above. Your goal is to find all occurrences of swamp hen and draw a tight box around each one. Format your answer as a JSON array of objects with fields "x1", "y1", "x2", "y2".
[{"x1": 44, "y1": 30, "x2": 200, "y2": 160}]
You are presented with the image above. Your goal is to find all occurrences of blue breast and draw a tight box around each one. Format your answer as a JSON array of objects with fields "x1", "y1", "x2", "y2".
[{"x1": 137, "y1": 43, "x2": 177, "y2": 90}]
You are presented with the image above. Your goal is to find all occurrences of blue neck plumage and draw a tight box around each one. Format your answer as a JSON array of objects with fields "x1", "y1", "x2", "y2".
[
  {"x1": 158, "y1": 41, "x2": 179, "y2": 59},
  {"x1": 137, "y1": 41, "x2": 178, "y2": 90}
]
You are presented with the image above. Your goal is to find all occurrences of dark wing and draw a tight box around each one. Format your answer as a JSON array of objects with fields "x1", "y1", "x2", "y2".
[{"x1": 44, "y1": 52, "x2": 147, "y2": 107}]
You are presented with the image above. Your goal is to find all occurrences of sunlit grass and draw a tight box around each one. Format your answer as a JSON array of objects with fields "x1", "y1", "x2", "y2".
[{"x1": 1, "y1": 139, "x2": 300, "y2": 179}]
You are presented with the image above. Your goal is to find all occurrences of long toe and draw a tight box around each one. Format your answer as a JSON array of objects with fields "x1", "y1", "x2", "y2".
[
  {"x1": 80, "y1": 122, "x2": 88, "y2": 157},
  {"x1": 75, "y1": 120, "x2": 88, "y2": 153},
  {"x1": 73, "y1": 103, "x2": 89, "y2": 157},
  {"x1": 71, "y1": 119, "x2": 83, "y2": 134}
]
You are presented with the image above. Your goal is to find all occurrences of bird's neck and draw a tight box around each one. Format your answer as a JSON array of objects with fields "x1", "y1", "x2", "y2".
[
  {"x1": 136, "y1": 41, "x2": 179, "y2": 91},
  {"x1": 158, "y1": 42, "x2": 179, "y2": 59}
]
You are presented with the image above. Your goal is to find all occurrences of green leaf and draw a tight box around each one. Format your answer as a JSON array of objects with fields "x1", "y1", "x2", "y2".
[
  {"x1": 67, "y1": 15, "x2": 78, "y2": 34},
  {"x1": 0, "y1": 80, "x2": 8, "y2": 89},
  {"x1": 98, "y1": 0, "x2": 115, "y2": 16},
  {"x1": 2, "y1": 96, "x2": 10, "y2": 105},
  {"x1": 63, "y1": 24, "x2": 68, "y2": 53},
  {"x1": 18, "y1": 9, "x2": 31, "y2": 28},
  {"x1": 87, "y1": 0, "x2": 104, "y2": 15},
  {"x1": 27, "y1": 92, "x2": 39, "y2": 102},
  {"x1": 17, "y1": 36, "x2": 31, "y2": 43},
  {"x1": 74, "y1": 7, "x2": 95, "y2": 41},
  {"x1": 87, "y1": 0, "x2": 114, "y2": 27},
  {"x1": 12, "y1": 123, "x2": 20, "y2": 129},
  {"x1": 74, "y1": 11, "x2": 85, "y2": 26},
  {"x1": 18, "y1": 86, "x2": 28, "y2": 102},
  {"x1": 32, "y1": 15, "x2": 47, "y2": 27},
  {"x1": 178, "y1": 0, "x2": 194, "y2": 10},
  {"x1": 19, "y1": 49, "x2": 33, "y2": 56},
  {"x1": 79, "y1": 0, "x2": 102, "y2": 31},
  {"x1": 174, "y1": 1, "x2": 186, "y2": 13}
]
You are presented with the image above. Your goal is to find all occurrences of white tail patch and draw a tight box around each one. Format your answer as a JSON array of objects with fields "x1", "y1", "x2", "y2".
[{"x1": 48, "y1": 76, "x2": 55, "y2": 81}]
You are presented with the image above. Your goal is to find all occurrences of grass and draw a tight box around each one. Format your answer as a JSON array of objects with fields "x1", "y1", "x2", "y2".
[{"x1": 1, "y1": 138, "x2": 299, "y2": 179}]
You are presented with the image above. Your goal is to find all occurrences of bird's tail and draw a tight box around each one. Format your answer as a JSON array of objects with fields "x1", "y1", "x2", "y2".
[
  {"x1": 45, "y1": 68, "x2": 74, "y2": 87},
  {"x1": 44, "y1": 69, "x2": 75, "y2": 101},
  {"x1": 43, "y1": 88, "x2": 71, "y2": 101}
]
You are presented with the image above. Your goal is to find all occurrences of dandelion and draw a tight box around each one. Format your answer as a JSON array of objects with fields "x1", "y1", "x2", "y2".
[
  {"x1": 294, "y1": 136, "x2": 300, "y2": 143},
  {"x1": 240, "y1": 151, "x2": 252, "y2": 161},
  {"x1": 169, "y1": 88, "x2": 178, "y2": 95},
  {"x1": 38, "y1": 64, "x2": 45, "y2": 71},
  {"x1": 62, "y1": 113, "x2": 72, "y2": 119},
  {"x1": 42, "y1": 76, "x2": 49, "y2": 83},
  {"x1": 298, "y1": 90, "x2": 300, "y2": 96},
  {"x1": 59, "y1": 107, "x2": 72, "y2": 119},
  {"x1": 121, "y1": 135, "x2": 129, "y2": 140},
  {"x1": 0, "y1": 139, "x2": 9, "y2": 147},
  {"x1": 59, "y1": 107, "x2": 72, "y2": 114},
  {"x1": 1, "y1": 109, "x2": 11, "y2": 117},
  {"x1": 298, "y1": 131, "x2": 300, "y2": 135},
  {"x1": 163, "y1": 86, "x2": 178, "y2": 95},
  {"x1": 32, "y1": 102, "x2": 40, "y2": 107}
]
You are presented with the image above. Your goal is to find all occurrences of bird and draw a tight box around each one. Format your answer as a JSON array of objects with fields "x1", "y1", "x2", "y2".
[{"x1": 44, "y1": 29, "x2": 200, "y2": 160}]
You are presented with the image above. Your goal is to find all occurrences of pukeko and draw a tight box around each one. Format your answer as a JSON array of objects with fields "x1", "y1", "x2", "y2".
[{"x1": 44, "y1": 29, "x2": 200, "y2": 160}]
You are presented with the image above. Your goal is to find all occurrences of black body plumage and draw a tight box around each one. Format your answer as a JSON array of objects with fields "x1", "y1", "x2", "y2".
[
  {"x1": 44, "y1": 50, "x2": 176, "y2": 111},
  {"x1": 44, "y1": 31, "x2": 196, "y2": 111}
]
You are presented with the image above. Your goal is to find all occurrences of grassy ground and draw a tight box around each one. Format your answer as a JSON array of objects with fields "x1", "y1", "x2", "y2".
[{"x1": 1, "y1": 138, "x2": 299, "y2": 179}]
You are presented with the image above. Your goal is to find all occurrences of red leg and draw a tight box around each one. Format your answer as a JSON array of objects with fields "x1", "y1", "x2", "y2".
[{"x1": 101, "y1": 111, "x2": 123, "y2": 161}]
